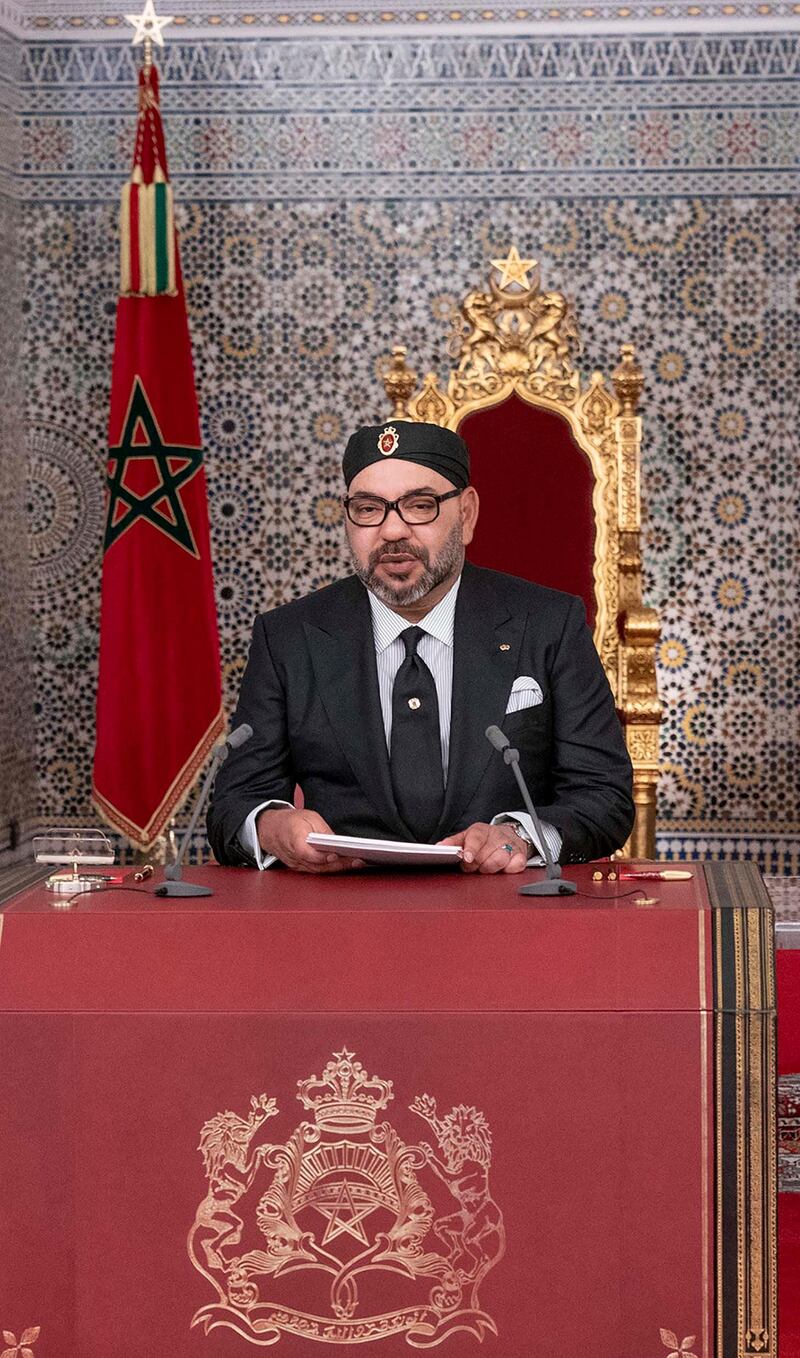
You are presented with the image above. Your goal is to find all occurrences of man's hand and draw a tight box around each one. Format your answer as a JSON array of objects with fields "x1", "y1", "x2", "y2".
[
  {"x1": 438, "y1": 822, "x2": 528, "y2": 874},
  {"x1": 257, "y1": 808, "x2": 365, "y2": 873}
]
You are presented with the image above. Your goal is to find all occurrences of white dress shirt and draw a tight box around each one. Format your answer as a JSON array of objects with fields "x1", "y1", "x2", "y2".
[{"x1": 239, "y1": 574, "x2": 562, "y2": 868}]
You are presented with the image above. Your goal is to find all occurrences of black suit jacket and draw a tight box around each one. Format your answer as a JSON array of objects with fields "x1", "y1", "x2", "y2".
[{"x1": 207, "y1": 563, "x2": 634, "y2": 866}]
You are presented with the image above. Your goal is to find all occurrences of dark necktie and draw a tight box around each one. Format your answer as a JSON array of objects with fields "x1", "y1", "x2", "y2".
[{"x1": 390, "y1": 626, "x2": 445, "y2": 842}]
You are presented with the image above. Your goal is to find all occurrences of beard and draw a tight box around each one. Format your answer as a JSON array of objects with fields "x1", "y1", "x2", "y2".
[{"x1": 348, "y1": 521, "x2": 465, "y2": 607}]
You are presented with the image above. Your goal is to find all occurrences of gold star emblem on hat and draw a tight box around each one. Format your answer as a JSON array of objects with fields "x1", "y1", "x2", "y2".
[
  {"x1": 490, "y1": 245, "x2": 537, "y2": 290},
  {"x1": 377, "y1": 426, "x2": 399, "y2": 456},
  {"x1": 125, "y1": 0, "x2": 174, "y2": 47}
]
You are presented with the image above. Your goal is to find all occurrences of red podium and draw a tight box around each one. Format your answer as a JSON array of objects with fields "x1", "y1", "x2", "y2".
[{"x1": 0, "y1": 862, "x2": 776, "y2": 1358}]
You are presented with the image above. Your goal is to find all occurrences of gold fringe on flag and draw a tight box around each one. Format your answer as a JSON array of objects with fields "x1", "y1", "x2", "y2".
[{"x1": 119, "y1": 165, "x2": 177, "y2": 298}]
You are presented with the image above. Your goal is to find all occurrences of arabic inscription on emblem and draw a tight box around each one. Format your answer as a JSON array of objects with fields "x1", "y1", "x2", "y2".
[{"x1": 188, "y1": 1049, "x2": 505, "y2": 1347}]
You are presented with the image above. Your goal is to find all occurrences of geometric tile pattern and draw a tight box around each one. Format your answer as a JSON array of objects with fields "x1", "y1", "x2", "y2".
[
  {"x1": 3, "y1": 32, "x2": 799, "y2": 870},
  {"x1": 0, "y1": 28, "x2": 36, "y2": 858},
  {"x1": 771, "y1": 877, "x2": 800, "y2": 924},
  {"x1": 6, "y1": 0, "x2": 800, "y2": 34},
  {"x1": 15, "y1": 35, "x2": 800, "y2": 201}
]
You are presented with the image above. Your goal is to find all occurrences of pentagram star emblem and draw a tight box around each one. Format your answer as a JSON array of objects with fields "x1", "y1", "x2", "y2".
[
  {"x1": 490, "y1": 245, "x2": 537, "y2": 290},
  {"x1": 313, "y1": 1179, "x2": 379, "y2": 1247},
  {"x1": 125, "y1": 0, "x2": 174, "y2": 47},
  {"x1": 104, "y1": 377, "x2": 203, "y2": 556}
]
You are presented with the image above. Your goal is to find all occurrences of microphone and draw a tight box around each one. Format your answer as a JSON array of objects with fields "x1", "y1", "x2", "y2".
[
  {"x1": 485, "y1": 724, "x2": 577, "y2": 897},
  {"x1": 224, "y1": 723, "x2": 254, "y2": 751},
  {"x1": 156, "y1": 723, "x2": 254, "y2": 897}
]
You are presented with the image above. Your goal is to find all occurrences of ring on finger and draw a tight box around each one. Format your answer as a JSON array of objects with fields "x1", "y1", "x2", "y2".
[{"x1": 502, "y1": 842, "x2": 515, "y2": 854}]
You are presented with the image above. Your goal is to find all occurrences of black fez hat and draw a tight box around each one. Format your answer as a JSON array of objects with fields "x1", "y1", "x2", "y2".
[{"x1": 342, "y1": 421, "x2": 470, "y2": 490}]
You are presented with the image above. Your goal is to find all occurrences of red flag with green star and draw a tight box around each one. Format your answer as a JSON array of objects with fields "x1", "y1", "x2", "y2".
[{"x1": 92, "y1": 57, "x2": 223, "y2": 849}]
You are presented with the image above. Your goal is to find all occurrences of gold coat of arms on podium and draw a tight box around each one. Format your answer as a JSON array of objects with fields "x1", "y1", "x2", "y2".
[{"x1": 188, "y1": 1049, "x2": 505, "y2": 1347}]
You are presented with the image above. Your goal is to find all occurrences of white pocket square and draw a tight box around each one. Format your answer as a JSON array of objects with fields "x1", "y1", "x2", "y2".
[{"x1": 504, "y1": 676, "x2": 544, "y2": 715}]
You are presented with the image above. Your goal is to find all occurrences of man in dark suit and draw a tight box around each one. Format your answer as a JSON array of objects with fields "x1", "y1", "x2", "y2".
[{"x1": 207, "y1": 421, "x2": 634, "y2": 873}]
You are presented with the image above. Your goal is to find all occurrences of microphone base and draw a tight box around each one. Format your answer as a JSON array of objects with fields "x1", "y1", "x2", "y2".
[
  {"x1": 518, "y1": 879, "x2": 578, "y2": 896},
  {"x1": 154, "y1": 881, "x2": 213, "y2": 898}
]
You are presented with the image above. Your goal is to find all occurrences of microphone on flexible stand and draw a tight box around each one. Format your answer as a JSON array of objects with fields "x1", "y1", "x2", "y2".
[
  {"x1": 485, "y1": 724, "x2": 577, "y2": 897},
  {"x1": 155, "y1": 723, "x2": 253, "y2": 898}
]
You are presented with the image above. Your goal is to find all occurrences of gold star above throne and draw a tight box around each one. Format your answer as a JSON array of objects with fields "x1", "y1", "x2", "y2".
[{"x1": 490, "y1": 245, "x2": 538, "y2": 290}]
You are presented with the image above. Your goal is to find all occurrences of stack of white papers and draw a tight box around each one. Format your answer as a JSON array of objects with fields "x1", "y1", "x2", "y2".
[{"x1": 306, "y1": 833, "x2": 462, "y2": 867}]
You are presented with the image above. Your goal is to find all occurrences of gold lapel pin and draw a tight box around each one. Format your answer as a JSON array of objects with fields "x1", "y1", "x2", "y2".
[{"x1": 499, "y1": 643, "x2": 510, "y2": 651}]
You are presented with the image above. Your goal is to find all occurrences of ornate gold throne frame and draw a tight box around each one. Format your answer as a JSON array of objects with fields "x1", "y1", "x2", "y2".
[{"x1": 379, "y1": 249, "x2": 662, "y2": 859}]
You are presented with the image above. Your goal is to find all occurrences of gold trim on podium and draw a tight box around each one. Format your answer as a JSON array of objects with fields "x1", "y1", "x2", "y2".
[{"x1": 706, "y1": 862, "x2": 778, "y2": 1358}]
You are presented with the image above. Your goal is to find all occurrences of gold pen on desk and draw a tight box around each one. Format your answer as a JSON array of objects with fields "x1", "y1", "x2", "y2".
[{"x1": 618, "y1": 869, "x2": 693, "y2": 882}]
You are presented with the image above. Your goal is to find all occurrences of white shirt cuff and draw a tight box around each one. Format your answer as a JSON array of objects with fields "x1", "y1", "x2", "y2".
[
  {"x1": 239, "y1": 800, "x2": 294, "y2": 869},
  {"x1": 491, "y1": 812, "x2": 562, "y2": 868}
]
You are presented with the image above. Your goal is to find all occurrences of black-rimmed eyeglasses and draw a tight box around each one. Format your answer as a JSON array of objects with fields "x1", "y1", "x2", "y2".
[{"x1": 343, "y1": 487, "x2": 462, "y2": 527}]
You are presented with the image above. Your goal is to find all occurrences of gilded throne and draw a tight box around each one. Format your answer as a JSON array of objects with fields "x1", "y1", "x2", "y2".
[{"x1": 380, "y1": 249, "x2": 662, "y2": 859}]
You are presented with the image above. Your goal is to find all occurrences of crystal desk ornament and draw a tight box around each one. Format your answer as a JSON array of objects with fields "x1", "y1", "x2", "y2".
[{"x1": 34, "y1": 829, "x2": 117, "y2": 902}]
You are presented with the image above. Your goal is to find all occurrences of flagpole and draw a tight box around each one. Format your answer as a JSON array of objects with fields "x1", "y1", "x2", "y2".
[
  {"x1": 135, "y1": 10, "x2": 191, "y2": 869},
  {"x1": 126, "y1": 2, "x2": 165, "y2": 871},
  {"x1": 93, "y1": 2, "x2": 224, "y2": 856}
]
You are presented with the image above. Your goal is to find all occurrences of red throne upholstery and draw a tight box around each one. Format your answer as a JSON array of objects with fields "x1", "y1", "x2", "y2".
[{"x1": 462, "y1": 394, "x2": 597, "y2": 627}]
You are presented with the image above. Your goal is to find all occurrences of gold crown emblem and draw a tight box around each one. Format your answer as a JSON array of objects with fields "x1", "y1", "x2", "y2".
[{"x1": 297, "y1": 1048, "x2": 393, "y2": 1132}]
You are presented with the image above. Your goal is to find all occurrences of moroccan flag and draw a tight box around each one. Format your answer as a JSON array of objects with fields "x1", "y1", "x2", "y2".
[{"x1": 92, "y1": 59, "x2": 223, "y2": 849}]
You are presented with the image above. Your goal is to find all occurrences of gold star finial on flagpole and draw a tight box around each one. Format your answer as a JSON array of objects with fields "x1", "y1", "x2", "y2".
[
  {"x1": 125, "y1": 0, "x2": 174, "y2": 57},
  {"x1": 490, "y1": 245, "x2": 538, "y2": 290}
]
